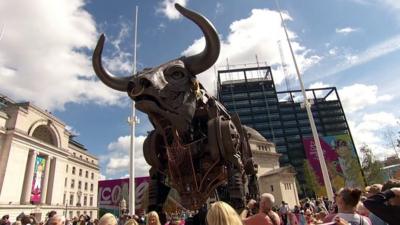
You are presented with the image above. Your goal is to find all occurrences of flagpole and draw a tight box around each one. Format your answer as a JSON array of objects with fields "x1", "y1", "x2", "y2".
[
  {"x1": 128, "y1": 5, "x2": 139, "y2": 215},
  {"x1": 273, "y1": 0, "x2": 334, "y2": 201}
]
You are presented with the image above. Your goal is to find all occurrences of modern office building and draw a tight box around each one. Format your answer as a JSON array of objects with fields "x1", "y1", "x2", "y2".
[
  {"x1": 0, "y1": 95, "x2": 99, "y2": 220},
  {"x1": 217, "y1": 65, "x2": 359, "y2": 191}
]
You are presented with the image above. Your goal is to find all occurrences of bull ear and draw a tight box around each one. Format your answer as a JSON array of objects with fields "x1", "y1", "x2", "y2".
[
  {"x1": 92, "y1": 34, "x2": 132, "y2": 91},
  {"x1": 175, "y1": 4, "x2": 220, "y2": 76}
]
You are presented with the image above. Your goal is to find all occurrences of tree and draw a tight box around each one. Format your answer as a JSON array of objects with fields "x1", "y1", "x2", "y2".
[
  {"x1": 337, "y1": 147, "x2": 364, "y2": 188},
  {"x1": 360, "y1": 144, "x2": 385, "y2": 185},
  {"x1": 302, "y1": 160, "x2": 325, "y2": 197}
]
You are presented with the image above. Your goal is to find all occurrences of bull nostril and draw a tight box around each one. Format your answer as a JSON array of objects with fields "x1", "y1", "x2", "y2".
[
  {"x1": 140, "y1": 78, "x2": 151, "y2": 88},
  {"x1": 127, "y1": 81, "x2": 136, "y2": 94}
]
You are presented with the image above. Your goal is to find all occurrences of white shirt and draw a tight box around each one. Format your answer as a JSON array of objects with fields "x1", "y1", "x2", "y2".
[{"x1": 334, "y1": 213, "x2": 371, "y2": 225}]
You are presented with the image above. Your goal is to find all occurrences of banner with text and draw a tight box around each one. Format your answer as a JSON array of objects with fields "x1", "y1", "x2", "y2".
[{"x1": 98, "y1": 177, "x2": 149, "y2": 216}]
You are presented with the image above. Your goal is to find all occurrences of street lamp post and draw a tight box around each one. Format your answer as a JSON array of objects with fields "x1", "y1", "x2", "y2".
[{"x1": 273, "y1": 0, "x2": 334, "y2": 200}]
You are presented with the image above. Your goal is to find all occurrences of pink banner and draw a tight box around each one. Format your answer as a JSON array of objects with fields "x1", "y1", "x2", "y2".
[
  {"x1": 31, "y1": 156, "x2": 46, "y2": 203},
  {"x1": 98, "y1": 177, "x2": 149, "y2": 210},
  {"x1": 303, "y1": 137, "x2": 341, "y2": 184}
]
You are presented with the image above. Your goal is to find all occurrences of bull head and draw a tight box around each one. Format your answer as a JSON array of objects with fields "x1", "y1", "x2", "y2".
[{"x1": 93, "y1": 4, "x2": 220, "y2": 132}]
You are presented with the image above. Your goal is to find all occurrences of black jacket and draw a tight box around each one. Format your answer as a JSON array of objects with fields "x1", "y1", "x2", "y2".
[{"x1": 363, "y1": 190, "x2": 400, "y2": 225}]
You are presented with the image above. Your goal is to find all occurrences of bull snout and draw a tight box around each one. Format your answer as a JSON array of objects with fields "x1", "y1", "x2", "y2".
[{"x1": 127, "y1": 77, "x2": 151, "y2": 97}]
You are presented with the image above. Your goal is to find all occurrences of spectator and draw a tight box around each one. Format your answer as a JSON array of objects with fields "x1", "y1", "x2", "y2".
[
  {"x1": 279, "y1": 201, "x2": 289, "y2": 225},
  {"x1": 145, "y1": 211, "x2": 161, "y2": 225},
  {"x1": 364, "y1": 179, "x2": 400, "y2": 225},
  {"x1": 99, "y1": 214, "x2": 117, "y2": 225},
  {"x1": 48, "y1": 215, "x2": 63, "y2": 225},
  {"x1": 1, "y1": 215, "x2": 11, "y2": 225},
  {"x1": 315, "y1": 200, "x2": 327, "y2": 213},
  {"x1": 333, "y1": 188, "x2": 371, "y2": 225},
  {"x1": 206, "y1": 201, "x2": 242, "y2": 225},
  {"x1": 240, "y1": 193, "x2": 280, "y2": 225},
  {"x1": 124, "y1": 219, "x2": 138, "y2": 225}
]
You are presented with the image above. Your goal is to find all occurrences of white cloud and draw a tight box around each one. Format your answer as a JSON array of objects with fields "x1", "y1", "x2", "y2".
[
  {"x1": 338, "y1": 84, "x2": 393, "y2": 113},
  {"x1": 335, "y1": 27, "x2": 359, "y2": 34},
  {"x1": 309, "y1": 82, "x2": 330, "y2": 89},
  {"x1": 216, "y1": 2, "x2": 224, "y2": 15},
  {"x1": 182, "y1": 8, "x2": 321, "y2": 95},
  {"x1": 156, "y1": 0, "x2": 188, "y2": 20},
  {"x1": 104, "y1": 22, "x2": 133, "y2": 74},
  {"x1": 65, "y1": 125, "x2": 80, "y2": 136},
  {"x1": 0, "y1": 0, "x2": 126, "y2": 111},
  {"x1": 319, "y1": 34, "x2": 400, "y2": 78},
  {"x1": 103, "y1": 135, "x2": 150, "y2": 178},
  {"x1": 99, "y1": 173, "x2": 106, "y2": 181},
  {"x1": 349, "y1": 112, "x2": 400, "y2": 158}
]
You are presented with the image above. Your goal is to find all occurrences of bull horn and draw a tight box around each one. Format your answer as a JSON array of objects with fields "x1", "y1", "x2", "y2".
[
  {"x1": 92, "y1": 34, "x2": 132, "y2": 91},
  {"x1": 175, "y1": 4, "x2": 220, "y2": 75}
]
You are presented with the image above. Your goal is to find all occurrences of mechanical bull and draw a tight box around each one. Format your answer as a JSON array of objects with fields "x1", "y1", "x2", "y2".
[{"x1": 92, "y1": 4, "x2": 259, "y2": 212}]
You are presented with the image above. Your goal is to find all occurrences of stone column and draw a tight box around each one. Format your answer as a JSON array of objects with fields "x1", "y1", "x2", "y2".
[
  {"x1": 40, "y1": 155, "x2": 51, "y2": 204},
  {"x1": 20, "y1": 150, "x2": 38, "y2": 204},
  {"x1": 46, "y1": 157, "x2": 56, "y2": 205}
]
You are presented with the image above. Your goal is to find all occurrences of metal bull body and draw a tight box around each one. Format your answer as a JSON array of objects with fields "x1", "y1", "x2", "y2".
[{"x1": 92, "y1": 4, "x2": 259, "y2": 212}]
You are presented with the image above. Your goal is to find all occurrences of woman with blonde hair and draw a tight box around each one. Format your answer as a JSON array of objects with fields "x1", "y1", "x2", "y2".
[
  {"x1": 146, "y1": 211, "x2": 161, "y2": 225},
  {"x1": 98, "y1": 213, "x2": 117, "y2": 225},
  {"x1": 124, "y1": 219, "x2": 138, "y2": 225},
  {"x1": 206, "y1": 201, "x2": 243, "y2": 225}
]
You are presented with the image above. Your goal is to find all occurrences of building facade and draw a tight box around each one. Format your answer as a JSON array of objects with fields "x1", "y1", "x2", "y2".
[
  {"x1": 217, "y1": 65, "x2": 361, "y2": 193},
  {"x1": 244, "y1": 126, "x2": 299, "y2": 207},
  {"x1": 0, "y1": 95, "x2": 99, "y2": 220}
]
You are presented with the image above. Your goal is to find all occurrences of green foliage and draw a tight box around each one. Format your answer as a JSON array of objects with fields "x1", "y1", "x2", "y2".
[
  {"x1": 302, "y1": 160, "x2": 325, "y2": 197},
  {"x1": 360, "y1": 144, "x2": 385, "y2": 185},
  {"x1": 337, "y1": 147, "x2": 365, "y2": 188}
]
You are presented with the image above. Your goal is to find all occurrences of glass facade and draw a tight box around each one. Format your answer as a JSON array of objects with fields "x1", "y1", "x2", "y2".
[{"x1": 217, "y1": 66, "x2": 356, "y2": 185}]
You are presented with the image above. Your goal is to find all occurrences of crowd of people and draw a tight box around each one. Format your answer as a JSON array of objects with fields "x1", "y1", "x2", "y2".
[{"x1": 1, "y1": 179, "x2": 400, "y2": 225}]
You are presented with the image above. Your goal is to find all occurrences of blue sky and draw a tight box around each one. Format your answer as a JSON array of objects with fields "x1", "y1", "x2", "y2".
[{"x1": 1, "y1": 0, "x2": 399, "y2": 179}]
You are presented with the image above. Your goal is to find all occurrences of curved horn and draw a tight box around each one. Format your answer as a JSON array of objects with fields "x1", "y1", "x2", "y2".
[
  {"x1": 175, "y1": 4, "x2": 220, "y2": 75},
  {"x1": 92, "y1": 34, "x2": 132, "y2": 91}
]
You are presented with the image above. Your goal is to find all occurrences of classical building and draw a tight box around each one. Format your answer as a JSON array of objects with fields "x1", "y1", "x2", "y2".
[
  {"x1": 0, "y1": 95, "x2": 99, "y2": 220},
  {"x1": 244, "y1": 126, "x2": 299, "y2": 208}
]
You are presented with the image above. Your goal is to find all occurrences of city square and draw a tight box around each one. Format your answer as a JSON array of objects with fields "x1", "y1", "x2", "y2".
[{"x1": 0, "y1": 0, "x2": 399, "y2": 225}]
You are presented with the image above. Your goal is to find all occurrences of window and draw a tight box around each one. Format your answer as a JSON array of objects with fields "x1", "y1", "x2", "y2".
[
  {"x1": 71, "y1": 179, "x2": 75, "y2": 188},
  {"x1": 73, "y1": 152, "x2": 76, "y2": 157},
  {"x1": 90, "y1": 196, "x2": 93, "y2": 206},
  {"x1": 69, "y1": 194, "x2": 74, "y2": 205},
  {"x1": 85, "y1": 171, "x2": 88, "y2": 178},
  {"x1": 270, "y1": 185, "x2": 274, "y2": 192},
  {"x1": 78, "y1": 181, "x2": 81, "y2": 189},
  {"x1": 91, "y1": 160, "x2": 94, "y2": 164},
  {"x1": 89, "y1": 211, "x2": 92, "y2": 217},
  {"x1": 86, "y1": 157, "x2": 88, "y2": 161},
  {"x1": 90, "y1": 183, "x2": 93, "y2": 192},
  {"x1": 84, "y1": 196, "x2": 87, "y2": 206},
  {"x1": 84, "y1": 182, "x2": 88, "y2": 191},
  {"x1": 63, "y1": 193, "x2": 66, "y2": 204},
  {"x1": 65, "y1": 178, "x2": 67, "y2": 187},
  {"x1": 91, "y1": 173, "x2": 94, "y2": 179},
  {"x1": 66, "y1": 165, "x2": 68, "y2": 172},
  {"x1": 72, "y1": 167, "x2": 76, "y2": 175},
  {"x1": 79, "y1": 169, "x2": 82, "y2": 176},
  {"x1": 69, "y1": 211, "x2": 73, "y2": 220}
]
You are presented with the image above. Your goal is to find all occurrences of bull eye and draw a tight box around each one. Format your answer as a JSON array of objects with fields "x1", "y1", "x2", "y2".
[{"x1": 171, "y1": 71, "x2": 185, "y2": 80}]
